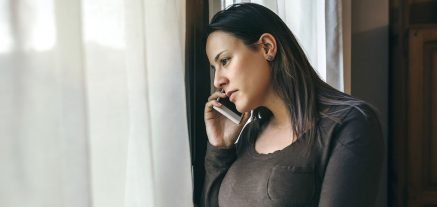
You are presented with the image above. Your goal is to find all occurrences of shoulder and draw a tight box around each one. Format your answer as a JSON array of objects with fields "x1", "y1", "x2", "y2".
[
  {"x1": 337, "y1": 103, "x2": 380, "y2": 138},
  {"x1": 321, "y1": 103, "x2": 383, "y2": 152},
  {"x1": 320, "y1": 102, "x2": 380, "y2": 128}
]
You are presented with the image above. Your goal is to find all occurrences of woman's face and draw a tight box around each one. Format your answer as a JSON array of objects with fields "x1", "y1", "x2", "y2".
[{"x1": 206, "y1": 31, "x2": 273, "y2": 112}]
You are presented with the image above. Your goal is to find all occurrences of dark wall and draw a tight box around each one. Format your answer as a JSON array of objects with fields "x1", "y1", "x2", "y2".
[{"x1": 351, "y1": 0, "x2": 389, "y2": 206}]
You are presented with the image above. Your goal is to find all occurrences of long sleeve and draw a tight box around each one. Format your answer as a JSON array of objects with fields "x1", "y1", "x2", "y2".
[
  {"x1": 200, "y1": 142, "x2": 237, "y2": 207},
  {"x1": 318, "y1": 107, "x2": 385, "y2": 207}
]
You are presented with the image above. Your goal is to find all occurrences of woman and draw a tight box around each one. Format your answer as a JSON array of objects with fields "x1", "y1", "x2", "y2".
[{"x1": 201, "y1": 3, "x2": 384, "y2": 207}]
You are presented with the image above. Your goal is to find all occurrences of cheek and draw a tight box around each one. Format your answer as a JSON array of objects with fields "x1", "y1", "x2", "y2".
[
  {"x1": 235, "y1": 97, "x2": 251, "y2": 112},
  {"x1": 245, "y1": 65, "x2": 271, "y2": 94},
  {"x1": 232, "y1": 53, "x2": 272, "y2": 109},
  {"x1": 236, "y1": 75, "x2": 270, "y2": 112}
]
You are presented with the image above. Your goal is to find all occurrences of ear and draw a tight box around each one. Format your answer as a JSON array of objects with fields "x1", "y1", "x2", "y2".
[{"x1": 258, "y1": 33, "x2": 277, "y2": 61}]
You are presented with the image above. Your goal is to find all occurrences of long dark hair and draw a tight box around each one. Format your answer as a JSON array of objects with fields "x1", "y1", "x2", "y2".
[{"x1": 207, "y1": 3, "x2": 367, "y2": 148}]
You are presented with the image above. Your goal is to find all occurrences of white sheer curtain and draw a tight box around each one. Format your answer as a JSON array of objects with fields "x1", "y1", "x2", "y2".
[
  {"x1": 0, "y1": 0, "x2": 192, "y2": 207},
  {"x1": 211, "y1": 0, "x2": 350, "y2": 92}
]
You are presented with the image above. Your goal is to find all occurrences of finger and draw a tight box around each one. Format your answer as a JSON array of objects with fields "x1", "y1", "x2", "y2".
[
  {"x1": 204, "y1": 100, "x2": 222, "y2": 113},
  {"x1": 208, "y1": 90, "x2": 227, "y2": 101},
  {"x1": 204, "y1": 100, "x2": 223, "y2": 121}
]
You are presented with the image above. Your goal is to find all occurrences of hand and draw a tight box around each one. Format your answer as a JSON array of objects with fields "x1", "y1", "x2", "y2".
[{"x1": 204, "y1": 90, "x2": 250, "y2": 148}]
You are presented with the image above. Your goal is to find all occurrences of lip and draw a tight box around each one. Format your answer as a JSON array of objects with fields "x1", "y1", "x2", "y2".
[{"x1": 226, "y1": 90, "x2": 237, "y2": 102}]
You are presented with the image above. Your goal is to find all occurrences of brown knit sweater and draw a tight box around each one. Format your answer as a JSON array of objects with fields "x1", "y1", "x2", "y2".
[{"x1": 200, "y1": 105, "x2": 384, "y2": 207}]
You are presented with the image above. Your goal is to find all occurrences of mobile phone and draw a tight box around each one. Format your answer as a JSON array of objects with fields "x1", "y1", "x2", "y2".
[{"x1": 213, "y1": 96, "x2": 243, "y2": 124}]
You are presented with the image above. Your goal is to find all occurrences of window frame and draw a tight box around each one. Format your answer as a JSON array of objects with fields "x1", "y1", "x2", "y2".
[{"x1": 185, "y1": 0, "x2": 210, "y2": 205}]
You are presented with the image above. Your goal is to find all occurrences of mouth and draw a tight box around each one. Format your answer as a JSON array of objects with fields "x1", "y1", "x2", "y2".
[{"x1": 226, "y1": 90, "x2": 238, "y2": 101}]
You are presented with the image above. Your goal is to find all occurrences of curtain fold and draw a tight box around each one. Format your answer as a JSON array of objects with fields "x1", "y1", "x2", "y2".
[
  {"x1": 0, "y1": 0, "x2": 92, "y2": 206},
  {"x1": 275, "y1": 0, "x2": 327, "y2": 81},
  {"x1": 325, "y1": 0, "x2": 343, "y2": 91},
  {"x1": 325, "y1": 0, "x2": 351, "y2": 92},
  {"x1": 142, "y1": 1, "x2": 192, "y2": 206},
  {"x1": 0, "y1": 0, "x2": 192, "y2": 206}
]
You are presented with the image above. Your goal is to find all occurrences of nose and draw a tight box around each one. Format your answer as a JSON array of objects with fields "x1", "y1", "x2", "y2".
[{"x1": 213, "y1": 70, "x2": 228, "y2": 89}]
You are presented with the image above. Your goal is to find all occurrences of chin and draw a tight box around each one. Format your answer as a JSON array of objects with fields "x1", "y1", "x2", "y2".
[{"x1": 235, "y1": 101, "x2": 250, "y2": 113}]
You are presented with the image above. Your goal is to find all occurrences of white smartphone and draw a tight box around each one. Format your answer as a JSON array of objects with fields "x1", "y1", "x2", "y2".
[{"x1": 213, "y1": 96, "x2": 243, "y2": 124}]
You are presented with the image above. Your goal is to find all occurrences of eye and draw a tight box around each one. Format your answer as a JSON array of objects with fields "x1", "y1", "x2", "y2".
[{"x1": 220, "y1": 57, "x2": 231, "y2": 66}]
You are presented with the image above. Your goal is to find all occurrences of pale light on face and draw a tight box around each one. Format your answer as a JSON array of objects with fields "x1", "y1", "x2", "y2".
[{"x1": 206, "y1": 31, "x2": 273, "y2": 112}]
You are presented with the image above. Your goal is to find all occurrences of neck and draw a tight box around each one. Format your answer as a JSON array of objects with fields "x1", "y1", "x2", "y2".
[{"x1": 263, "y1": 92, "x2": 292, "y2": 129}]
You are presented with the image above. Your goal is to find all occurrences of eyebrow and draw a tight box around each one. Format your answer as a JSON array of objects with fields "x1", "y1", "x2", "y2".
[
  {"x1": 210, "y1": 50, "x2": 227, "y2": 70},
  {"x1": 214, "y1": 50, "x2": 227, "y2": 63}
]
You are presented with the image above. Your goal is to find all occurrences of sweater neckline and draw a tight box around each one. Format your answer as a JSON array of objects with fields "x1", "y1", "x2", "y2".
[{"x1": 247, "y1": 131, "x2": 305, "y2": 160}]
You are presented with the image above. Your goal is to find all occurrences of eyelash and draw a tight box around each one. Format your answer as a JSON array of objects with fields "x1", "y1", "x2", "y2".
[
  {"x1": 220, "y1": 57, "x2": 231, "y2": 66},
  {"x1": 210, "y1": 57, "x2": 231, "y2": 71}
]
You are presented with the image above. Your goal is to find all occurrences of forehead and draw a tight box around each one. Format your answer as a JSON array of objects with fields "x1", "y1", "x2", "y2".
[{"x1": 206, "y1": 31, "x2": 242, "y2": 58}]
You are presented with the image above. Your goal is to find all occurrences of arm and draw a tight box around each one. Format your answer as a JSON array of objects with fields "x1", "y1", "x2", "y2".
[
  {"x1": 318, "y1": 108, "x2": 385, "y2": 207},
  {"x1": 201, "y1": 90, "x2": 251, "y2": 207},
  {"x1": 199, "y1": 143, "x2": 236, "y2": 207}
]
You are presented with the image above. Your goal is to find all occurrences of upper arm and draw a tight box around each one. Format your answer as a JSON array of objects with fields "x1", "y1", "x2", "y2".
[{"x1": 318, "y1": 108, "x2": 385, "y2": 207}]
